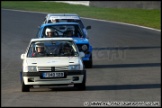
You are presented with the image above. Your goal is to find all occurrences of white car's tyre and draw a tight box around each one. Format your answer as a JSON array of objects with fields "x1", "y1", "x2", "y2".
[
  {"x1": 74, "y1": 81, "x2": 86, "y2": 90},
  {"x1": 74, "y1": 71, "x2": 86, "y2": 90},
  {"x1": 22, "y1": 81, "x2": 30, "y2": 92}
]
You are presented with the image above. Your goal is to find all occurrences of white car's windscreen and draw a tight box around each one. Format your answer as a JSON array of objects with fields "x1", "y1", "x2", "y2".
[{"x1": 27, "y1": 40, "x2": 79, "y2": 57}]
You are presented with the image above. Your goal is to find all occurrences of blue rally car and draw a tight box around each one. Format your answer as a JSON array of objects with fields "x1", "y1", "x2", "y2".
[
  {"x1": 42, "y1": 13, "x2": 91, "y2": 36},
  {"x1": 36, "y1": 22, "x2": 93, "y2": 68}
]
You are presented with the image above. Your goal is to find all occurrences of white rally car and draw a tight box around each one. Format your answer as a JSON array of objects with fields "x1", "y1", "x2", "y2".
[{"x1": 20, "y1": 38, "x2": 86, "y2": 92}]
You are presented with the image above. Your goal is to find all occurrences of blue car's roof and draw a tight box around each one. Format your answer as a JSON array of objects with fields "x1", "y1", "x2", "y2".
[{"x1": 40, "y1": 22, "x2": 80, "y2": 28}]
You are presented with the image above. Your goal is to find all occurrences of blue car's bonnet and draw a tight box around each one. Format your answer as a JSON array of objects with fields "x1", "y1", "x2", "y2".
[{"x1": 73, "y1": 38, "x2": 89, "y2": 44}]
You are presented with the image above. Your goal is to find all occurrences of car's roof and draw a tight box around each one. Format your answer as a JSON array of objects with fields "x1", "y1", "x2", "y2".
[
  {"x1": 47, "y1": 13, "x2": 79, "y2": 16},
  {"x1": 30, "y1": 38, "x2": 74, "y2": 42},
  {"x1": 46, "y1": 13, "x2": 80, "y2": 20},
  {"x1": 41, "y1": 22, "x2": 80, "y2": 27}
]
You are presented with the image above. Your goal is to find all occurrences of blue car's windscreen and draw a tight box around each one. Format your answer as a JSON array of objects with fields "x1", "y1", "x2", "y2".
[{"x1": 41, "y1": 24, "x2": 84, "y2": 38}]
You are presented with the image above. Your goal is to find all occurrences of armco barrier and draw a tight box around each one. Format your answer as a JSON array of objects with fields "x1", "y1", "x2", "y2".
[{"x1": 89, "y1": 1, "x2": 160, "y2": 9}]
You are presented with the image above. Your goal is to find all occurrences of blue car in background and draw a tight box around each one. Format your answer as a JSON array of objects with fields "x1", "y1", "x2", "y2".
[{"x1": 36, "y1": 22, "x2": 93, "y2": 68}]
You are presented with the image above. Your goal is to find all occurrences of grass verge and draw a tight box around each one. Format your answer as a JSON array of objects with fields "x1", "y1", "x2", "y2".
[{"x1": 2, "y1": 1, "x2": 161, "y2": 29}]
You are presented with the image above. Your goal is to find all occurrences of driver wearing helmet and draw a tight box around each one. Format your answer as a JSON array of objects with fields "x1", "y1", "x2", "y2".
[
  {"x1": 45, "y1": 28, "x2": 57, "y2": 38},
  {"x1": 61, "y1": 43, "x2": 72, "y2": 56},
  {"x1": 64, "y1": 30, "x2": 73, "y2": 37},
  {"x1": 32, "y1": 42, "x2": 46, "y2": 57},
  {"x1": 67, "y1": 19, "x2": 74, "y2": 22}
]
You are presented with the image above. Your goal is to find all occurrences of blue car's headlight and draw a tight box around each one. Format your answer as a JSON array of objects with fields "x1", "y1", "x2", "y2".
[
  {"x1": 69, "y1": 65, "x2": 80, "y2": 70},
  {"x1": 82, "y1": 45, "x2": 88, "y2": 51}
]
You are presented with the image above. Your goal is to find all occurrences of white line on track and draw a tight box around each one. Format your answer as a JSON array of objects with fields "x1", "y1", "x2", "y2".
[{"x1": 2, "y1": 8, "x2": 161, "y2": 32}]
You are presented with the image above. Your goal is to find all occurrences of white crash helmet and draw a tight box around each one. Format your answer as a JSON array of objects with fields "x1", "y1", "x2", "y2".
[
  {"x1": 50, "y1": 18, "x2": 59, "y2": 23},
  {"x1": 45, "y1": 28, "x2": 54, "y2": 36},
  {"x1": 51, "y1": 19, "x2": 56, "y2": 23},
  {"x1": 35, "y1": 42, "x2": 45, "y2": 51}
]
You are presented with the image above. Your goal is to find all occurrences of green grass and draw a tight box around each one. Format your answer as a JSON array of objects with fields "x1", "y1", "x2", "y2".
[{"x1": 2, "y1": 1, "x2": 161, "y2": 29}]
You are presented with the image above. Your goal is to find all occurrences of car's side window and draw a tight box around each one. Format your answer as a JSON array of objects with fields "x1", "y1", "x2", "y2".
[
  {"x1": 36, "y1": 28, "x2": 42, "y2": 38},
  {"x1": 74, "y1": 25, "x2": 83, "y2": 37},
  {"x1": 75, "y1": 20, "x2": 84, "y2": 29},
  {"x1": 27, "y1": 43, "x2": 35, "y2": 57},
  {"x1": 43, "y1": 17, "x2": 47, "y2": 24},
  {"x1": 42, "y1": 27, "x2": 47, "y2": 37}
]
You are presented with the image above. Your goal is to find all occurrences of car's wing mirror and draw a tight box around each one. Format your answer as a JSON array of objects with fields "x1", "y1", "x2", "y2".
[
  {"x1": 21, "y1": 54, "x2": 25, "y2": 59},
  {"x1": 79, "y1": 52, "x2": 85, "y2": 58},
  {"x1": 86, "y1": 26, "x2": 91, "y2": 30}
]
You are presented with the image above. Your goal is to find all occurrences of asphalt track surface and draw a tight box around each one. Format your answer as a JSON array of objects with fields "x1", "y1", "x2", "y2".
[{"x1": 1, "y1": 9, "x2": 161, "y2": 107}]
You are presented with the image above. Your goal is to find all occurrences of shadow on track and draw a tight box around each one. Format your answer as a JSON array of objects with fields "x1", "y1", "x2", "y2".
[
  {"x1": 93, "y1": 46, "x2": 161, "y2": 50},
  {"x1": 30, "y1": 83, "x2": 160, "y2": 92},
  {"x1": 86, "y1": 83, "x2": 161, "y2": 91},
  {"x1": 91, "y1": 63, "x2": 161, "y2": 69},
  {"x1": 30, "y1": 86, "x2": 80, "y2": 92}
]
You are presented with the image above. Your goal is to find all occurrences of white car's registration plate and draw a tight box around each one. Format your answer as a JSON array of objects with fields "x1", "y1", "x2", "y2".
[{"x1": 42, "y1": 72, "x2": 64, "y2": 78}]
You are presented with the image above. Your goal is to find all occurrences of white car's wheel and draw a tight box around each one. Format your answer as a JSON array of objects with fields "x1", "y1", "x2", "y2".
[
  {"x1": 22, "y1": 81, "x2": 30, "y2": 92},
  {"x1": 74, "y1": 71, "x2": 86, "y2": 90},
  {"x1": 74, "y1": 81, "x2": 86, "y2": 90}
]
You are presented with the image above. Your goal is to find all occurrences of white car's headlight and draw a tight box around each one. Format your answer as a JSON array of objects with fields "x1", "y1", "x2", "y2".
[
  {"x1": 69, "y1": 65, "x2": 80, "y2": 70},
  {"x1": 28, "y1": 66, "x2": 37, "y2": 72},
  {"x1": 82, "y1": 45, "x2": 88, "y2": 51}
]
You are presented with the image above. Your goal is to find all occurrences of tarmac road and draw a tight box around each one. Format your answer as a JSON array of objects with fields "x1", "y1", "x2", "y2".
[{"x1": 1, "y1": 9, "x2": 161, "y2": 107}]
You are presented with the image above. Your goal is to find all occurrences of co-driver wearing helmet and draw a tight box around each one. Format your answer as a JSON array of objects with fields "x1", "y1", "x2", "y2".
[
  {"x1": 51, "y1": 19, "x2": 59, "y2": 23},
  {"x1": 61, "y1": 43, "x2": 73, "y2": 56}
]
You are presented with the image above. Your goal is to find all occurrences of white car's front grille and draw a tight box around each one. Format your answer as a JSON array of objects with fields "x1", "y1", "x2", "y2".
[
  {"x1": 55, "y1": 66, "x2": 69, "y2": 71},
  {"x1": 38, "y1": 67, "x2": 51, "y2": 71},
  {"x1": 38, "y1": 66, "x2": 68, "y2": 71}
]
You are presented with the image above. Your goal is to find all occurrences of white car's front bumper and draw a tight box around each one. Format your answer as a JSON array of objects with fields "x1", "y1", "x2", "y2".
[{"x1": 21, "y1": 70, "x2": 86, "y2": 86}]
